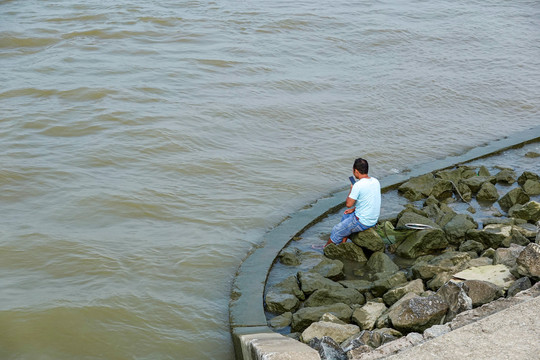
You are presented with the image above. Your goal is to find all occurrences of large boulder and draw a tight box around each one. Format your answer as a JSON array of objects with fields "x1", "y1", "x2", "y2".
[
  {"x1": 338, "y1": 279, "x2": 373, "y2": 294},
  {"x1": 507, "y1": 277, "x2": 532, "y2": 297},
  {"x1": 459, "y1": 240, "x2": 484, "y2": 254},
  {"x1": 411, "y1": 252, "x2": 471, "y2": 281},
  {"x1": 522, "y1": 179, "x2": 540, "y2": 196},
  {"x1": 398, "y1": 173, "x2": 437, "y2": 201},
  {"x1": 461, "y1": 176, "x2": 496, "y2": 193},
  {"x1": 509, "y1": 201, "x2": 540, "y2": 223},
  {"x1": 352, "y1": 301, "x2": 388, "y2": 330},
  {"x1": 395, "y1": 228, "x2": 448, "y2": 259},
  {"x1": 304, "y1": 288, "x2": 365, "y2": 308},
  {"x1": 292, "y1": 303, "x2": 353, "y2": 332},
  {"x1": 495, "y1": 168, "x2": 517, "y2": 184},
  {"x1": 493, "y1": 244, "x2": 525, "y2": 275},
  {"x1": 476, "y1": 182, "x2": 499, "y2": 202},
  {"x1": 265, "y1": 275, "x2": 304, "y2": 313},
  {"x1": 350, "y1": 228, "x2": 385, "y2": 253},
  {"x1": 431, "y1": 179, "x2": 454, "y2": 200},
  {"x1": 517, "y1": 171, "x2": 540, "y2": 186},
  {"x1": 298, "y1": 271, "x2": 344, "y2": 296},
  {"x1": 463, "y1": 280, "x2": 503, "y2": 307},
  {"x1": 311, "y1": 258, "x2": 344, "y2": 280},
  {"x1": 278, "y1": 248, "x2": 302, "y2": 266},
  {"x1": 268, "y1": 312, "x2": 293, "y2": 329},
  {"x1": 516, "y1": 243, "x2": 540, "y2": 280},
  {"x1": 371, "y1": 272, "x2": 408, "y2": 297},
  {"x1": 323, "y1": 242, "x2": 367, "y2": 263},
  {"x1": 383, "y1": 279, "x2": 425, "y2": 306},
  {"x1": 301, "y1": 321, "x2": 360, "y2": 344},
  {"x1": 436, "y1": 280, "x2": 472, "y2": 322},
  {"x1": 453, "y1": 264, "x2": 516, "y2": 290},
  {"x1": 498, "y1": 187, "x2": 530, "y2": 213},
  {"x1": 466, "y1": 224, "x2": 511, "y2": 249},
  {"x1": 443, "y1": 214, "x2": 477, "y2": 244},
  {"x1": 265, "y1": 291, "x2": 300, "y2": 314},
  {"x1": 308, "y1": 336, "x2": 347, "y2": 360},
  {"x1": 366, "y1": 252, "x2": 399, "y2": 274},
  {"x1": 388, "y1": 295, "x2": 449, "y2": 333}
]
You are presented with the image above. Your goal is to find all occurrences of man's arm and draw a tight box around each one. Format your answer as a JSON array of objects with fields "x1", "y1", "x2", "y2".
[{"x1": 345, "y1": 183, "x2": 356, "y2": 208}]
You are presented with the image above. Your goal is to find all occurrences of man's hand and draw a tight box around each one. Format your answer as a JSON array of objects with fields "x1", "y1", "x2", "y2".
[{"x1": 344, "y1": 207, "x2": 355, "y2": 214}]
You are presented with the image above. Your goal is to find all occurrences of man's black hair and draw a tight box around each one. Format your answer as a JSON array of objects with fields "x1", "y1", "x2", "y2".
[{"x1": 353, "y1": 158, "x2": 369, "y2": 174}]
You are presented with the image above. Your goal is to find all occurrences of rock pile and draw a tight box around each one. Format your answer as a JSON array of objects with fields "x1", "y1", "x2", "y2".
[{"x1": 265, "y1": 164, "x2": 540, "y2": 360}]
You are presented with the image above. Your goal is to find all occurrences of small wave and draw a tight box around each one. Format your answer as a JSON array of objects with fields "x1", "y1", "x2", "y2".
[
  {"x1": 61, "y1": 29, "x2": 163, "y2": 40},
  {"x1": 39, "y1": 123, "x2": 107, "y2": 137},
  {"x1": 195, "y1": 58, "x2": 242, "y2": 68}
]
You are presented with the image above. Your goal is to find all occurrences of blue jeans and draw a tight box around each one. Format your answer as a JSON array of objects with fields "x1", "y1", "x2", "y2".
[{"x1": 330, "y1": 212, "x2": 372, "y2": 244}]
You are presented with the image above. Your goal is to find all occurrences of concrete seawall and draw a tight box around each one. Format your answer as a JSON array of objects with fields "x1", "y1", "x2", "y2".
[{"x1": 229, "y1": 126, "x2": 540, "y2": 360}]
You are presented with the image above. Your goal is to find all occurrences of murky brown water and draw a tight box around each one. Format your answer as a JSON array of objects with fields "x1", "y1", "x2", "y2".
[{"x1": 1, "y1": 0, "x2": 539, "y2": 359}]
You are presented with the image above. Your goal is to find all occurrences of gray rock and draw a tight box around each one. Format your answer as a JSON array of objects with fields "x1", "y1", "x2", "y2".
[
  {"x1": 396, "y1": 229, "x2": 448, "y2": 259},
  {"x1": 311, "y1": 258, "x2": 345, "y2": 280},
  {"x1": 426, "y1": 272, "x2": 454, "y2": 291},
  {"x1": 436, "y1": 280, "x2": 472, "y2": 322},
  {"x1": 423, "y1": 324, "x2": 451, "y2": 339},
  {"x1": 436, "y1": 167, "x2": 467, "y2": 183},
  {"x1": 461, "y1": 176, "x2": 496, "y2": 193},
  {"x1": 304, "y1": 288, "x2": 365, "y2": 308},
  {"x1": 366, "y1": 252, "x2": 399, "y2": 274},
  {"x1": 498, "y1": 187, "x2": 530, "y2": 213},
  {"x1": 268, "y1": 312, "x2": 292, "y2": 329},
  {"x1": 495, "y1": 168, "x2": 517, "y2": 184},
  {"x1": 443, "y1": 214, "x2": 477, "y2": 244},
  {"x1": 320, "y1": 312, "x2": 347, "y2": 325},
  {"x1": 351, "y1": 330, "x2": 384, "y2": 348},
  {"x1": 406, "y1": 332, "x2": 425, "y2": 346},
  {"x1": 298, "y1": 271, "x2": 344, "y2": 296},
  {"x1": 455, "y1": 182, "x2": 473, "y2": 203},
  {"x1": 371, "y1": 272, "x2": 408, "y2": 297},
  {"x1": 279, "y1": 247, "x2": 302, "y2": 266},
  {"x1": 271, "y1": 275, "x2": 305, "y2": 300},
  {"x1": 476, "y1": 182, "x2": 499, "y2": 202},
  {"x1": 459, "y1": 240, "x2": 484, "y2": 254},
  {"x1": 351, "y1": 228, "x2": 385, "y2": 253},
  {"x1": 431, "y1": 179, "x2": 454, "y2": 200},
  {"x1": 266, "y1": 291, "x2": 300, "y2": 314},
  {"x1": 513, "y1": 222, "x2": 539, "y2": 239},
  {"x1": 452, "y1": 264, "x2": 516, "y2": 290},
  {"x1": 324, "y1": 242, "x2": 368, "y2": 263},
  {"x1": 302, "y1": 322, "x2": 360, "y2": 344},
  {"x1": 398, "y1": 173, "x2": 437, "y2": 201},
  {"x1": 467, "y1": 257, "x2": 493, "y2": 267},
  {"x1": 493, "y1": 244, "x2": 525, "y2": 274},
  {"x1": 478, "y1": 166, "x2": 491, "y2": 177},
  {"x1": 516, "y1": 243, "x2": 540, "y2": 280},
  {"x1": 507, "y1": 277, "x2": 532, "y2": 297},
  {"x1": 309, "y1": 336, "x2": 347, "y2": 360},
  {"x1": 344, "y1": 344, "x2": 373, "y2": 358},
  {"x1": 525, "y1": 151, "x2": 540, "y2": 158},
  {"x1": 466, "y1": 224, "x2": 511, "y2": 249},
  {"x1": 339, "y1": 279, "x2": 373, "y2": 294},
  {"x1": 388, "y1": 295, "x2": 449, "y2": 333},
  {"x1": 383, "y1": 279, "x2": 425, "y2": 306},
  {"x1": 411, "y1": 251, "x2": 471, "y2": 281},
  {"x1": 522, "y1": 179, "x2": 540, "y2": 196},
  {"x1": 292, "y1": 303, "x2": 353, "y2": 332},
  {"x1": 509, "y1": 201, "x2": 540, "y2": 223},
  {"x1": 505, "y1": 228, "x2": 531, "y2": 247},
  {"x1": 463, "y1": 280, "x2": 503, "y2": 307},
  {"x1": 517, "y1": 171, "x2": 540, "y2": 186},
  {"x1": 352, "y1": 301, "x2": 388, "y2": 331},
  {"x1": 481, "y1": 248, "x2": 496, "y2": 259}
]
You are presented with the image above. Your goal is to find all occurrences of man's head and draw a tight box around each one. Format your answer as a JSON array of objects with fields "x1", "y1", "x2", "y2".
[{"x1": 353, "y1": 158, "x2": 369, "y2": 175}]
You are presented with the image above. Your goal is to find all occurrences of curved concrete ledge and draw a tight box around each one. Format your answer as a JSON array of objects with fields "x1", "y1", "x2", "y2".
[{"x1": 229, "y1": 126, "x2": 540, "y2": 360}]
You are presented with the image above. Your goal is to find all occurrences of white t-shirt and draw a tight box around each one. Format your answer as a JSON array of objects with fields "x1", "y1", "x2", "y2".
[{"x1": 349, "y1": 177, "x2": 381, "y2": 227}]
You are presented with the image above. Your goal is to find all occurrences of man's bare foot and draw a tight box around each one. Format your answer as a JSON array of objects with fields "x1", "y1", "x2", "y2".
[
  {"x1": 341, "y1": 237, "x2": 348, "y2": 244},
  {"x1": 323, "y1": 239, "x2": 333, "y2": 248}
]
